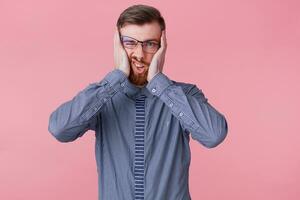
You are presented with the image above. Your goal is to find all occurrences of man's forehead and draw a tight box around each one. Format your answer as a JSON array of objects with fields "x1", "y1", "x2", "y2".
[{"x1": 120, "y1": 22, "x2": 161, "y2": 41}]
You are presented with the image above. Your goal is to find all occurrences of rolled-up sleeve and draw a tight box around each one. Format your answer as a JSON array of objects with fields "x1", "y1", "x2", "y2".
[
  {"x1": 146, "y1": 72, "x2": 228, "y2": 148},
  {"x1": 48, "y1": 69, "x2": 127, "y2": 143}
]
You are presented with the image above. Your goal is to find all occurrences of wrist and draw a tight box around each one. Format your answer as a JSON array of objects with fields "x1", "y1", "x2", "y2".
[
  {"x1": 147, "y1": 71, "x2": 160, "y2": 82},
  {"x1": 117, "y1": 67, "x2": 130, "y2": 77}
]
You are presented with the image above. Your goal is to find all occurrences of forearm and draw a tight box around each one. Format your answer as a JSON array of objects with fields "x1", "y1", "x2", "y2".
[
  {"x1": 146, "y1": 72, "x2": 228, "y2": 148},
  {"x1": 48, "y1": 69, "x2": 127, "y2": 142}
]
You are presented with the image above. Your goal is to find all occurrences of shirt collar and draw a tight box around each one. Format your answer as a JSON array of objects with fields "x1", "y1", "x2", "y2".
[{"x1": 122, "y1": 78, "x2": 154, "y2": 100}]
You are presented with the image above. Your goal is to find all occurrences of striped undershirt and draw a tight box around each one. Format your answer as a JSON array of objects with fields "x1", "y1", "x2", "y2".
[{"x1": 134, "y1": 94, "x2": 146, "y2": 200}]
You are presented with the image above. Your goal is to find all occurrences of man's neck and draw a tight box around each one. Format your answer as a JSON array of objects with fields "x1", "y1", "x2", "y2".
[
  {"x1": 129, "y1": 74, "x2": 148, "y2": 88},
  {"x1": 136, "y1": 84, "x2": 146, "y2": 88}
]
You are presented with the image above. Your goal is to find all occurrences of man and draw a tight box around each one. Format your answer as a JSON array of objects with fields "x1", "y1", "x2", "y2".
[{"x1": 48, "y1": 4, "x2": 228, "y2": 200}]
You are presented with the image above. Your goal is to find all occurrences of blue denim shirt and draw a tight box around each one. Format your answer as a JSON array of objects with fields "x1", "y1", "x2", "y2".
[{"x1": 48, "y1": 69, "x2": 228, "y2": 200}]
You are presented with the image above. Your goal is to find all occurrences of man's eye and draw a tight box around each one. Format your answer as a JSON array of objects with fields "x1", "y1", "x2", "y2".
[
  {"x1": 145, "y1": 42, "x2": 157, "y2": 47},
  {"x1": 124, "y1": 41, "x2": 136, "y2": 45}
]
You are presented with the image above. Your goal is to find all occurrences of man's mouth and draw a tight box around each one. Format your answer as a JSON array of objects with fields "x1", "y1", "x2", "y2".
[
  {"x1": 132, "y1": 60, "x2": 144, "y2": 67},
  {"x1": 132, "y1": 60, "x2": 147, "y2": 74}
]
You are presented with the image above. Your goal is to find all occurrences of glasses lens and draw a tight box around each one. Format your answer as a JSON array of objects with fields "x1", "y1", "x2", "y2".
[
  {"x1": 121, "y1": 36, "x2": 160, "y2": 53},
  {"x1": 143, "y1": 42, "x2": 160, "y2": 53},
  {"x1": 121, "y1": 36, "x2": 137, "y2": 49}
]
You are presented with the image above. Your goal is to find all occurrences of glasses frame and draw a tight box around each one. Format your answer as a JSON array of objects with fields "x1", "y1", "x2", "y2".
[{"x1": 120, "y1": 35, "x2": 161, "y2": 54}]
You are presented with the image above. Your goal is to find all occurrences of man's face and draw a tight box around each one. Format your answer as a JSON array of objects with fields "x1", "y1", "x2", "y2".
[{"x1": 119, "y1": 21, "x2": 162, "y2": 86}]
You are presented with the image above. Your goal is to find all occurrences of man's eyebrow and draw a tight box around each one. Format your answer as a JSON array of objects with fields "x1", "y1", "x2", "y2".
[
  {"x1": 123, "y1": 35, "x2": 159, "y2": 43},
  {"x1": 122, "y1": 35, "x2": 160, "y2": 43},
  {"x1": 145, "y1": 38, "x2": 160, "y2": 43}
]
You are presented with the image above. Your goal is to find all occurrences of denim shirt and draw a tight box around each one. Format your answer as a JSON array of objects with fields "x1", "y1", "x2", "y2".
[{"x1": 48, "y1": 69, "x2": 228, "y2": 200}]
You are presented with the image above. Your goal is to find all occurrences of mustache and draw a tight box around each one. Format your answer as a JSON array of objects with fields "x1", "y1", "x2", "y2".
[{"x1": 131, "y1": 58, "x2": 148, "y2": 66}]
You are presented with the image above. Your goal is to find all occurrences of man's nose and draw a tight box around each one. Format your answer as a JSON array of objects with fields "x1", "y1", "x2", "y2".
[{"x1": 133, "y1": 43, "x2": 145, "y2": 60}]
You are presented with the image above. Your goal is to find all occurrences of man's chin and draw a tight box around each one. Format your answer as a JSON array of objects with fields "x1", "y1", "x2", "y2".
[{"x1": 129, "y1": 70, "x2": 148, "y2": 86}]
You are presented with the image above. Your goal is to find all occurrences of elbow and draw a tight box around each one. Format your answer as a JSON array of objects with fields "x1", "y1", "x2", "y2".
[
  {"x1": 204, "y1": 116, "x2": 228, "y2": 149},
  {"x1": 48, "y1": 113, "x2": 72, "y2": 143},
  {"x1": 48, "y1": 123, "x2": 70, "y2": 143},
  {"x1": 204, "y1": 129, "x2": 227, "y2": 148}
]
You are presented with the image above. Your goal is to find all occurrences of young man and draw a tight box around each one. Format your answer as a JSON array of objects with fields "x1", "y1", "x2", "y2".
[{"x1": 48, "y1": 4, "x2": 228, "y2": 200}]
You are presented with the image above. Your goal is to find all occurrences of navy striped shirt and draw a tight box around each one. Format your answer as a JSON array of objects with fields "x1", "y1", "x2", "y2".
[
  {"x1": 48, "y1": 69, "x2": 228, "y2": 200},
  {"x1": 134, "y1": 94, "x2": 146, "y2": 199}
]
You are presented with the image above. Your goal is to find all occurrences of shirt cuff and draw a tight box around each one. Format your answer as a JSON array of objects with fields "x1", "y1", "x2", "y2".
[
  {"x1": 146, "y1": 72, "x2": 173, "y2": 97},
  {"x1": 103, "y1": 69, "x2": 127, "y2": 87}
]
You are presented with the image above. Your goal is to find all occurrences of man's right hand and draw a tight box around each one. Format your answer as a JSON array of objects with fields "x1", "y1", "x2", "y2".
[{"x1": 114, "y1": 28, "x2": 130, "y2": 77}]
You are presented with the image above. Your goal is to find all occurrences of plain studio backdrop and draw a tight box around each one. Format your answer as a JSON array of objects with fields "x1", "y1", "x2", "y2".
[{"x1": 0, "y1": 0, "x2": 299, "y2": 199}]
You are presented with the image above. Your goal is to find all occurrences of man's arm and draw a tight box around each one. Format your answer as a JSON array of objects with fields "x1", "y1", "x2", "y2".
[
  {"x1": 48, "y1": 69, "x2": 127, "y2": 143},
  {"x1": 146, "y1": 72, "x2": 228, "y2": 148}
]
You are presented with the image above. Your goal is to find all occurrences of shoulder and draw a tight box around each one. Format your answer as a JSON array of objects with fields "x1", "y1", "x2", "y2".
[
  {"x1": 170, "y1": 79, "x2": 207, "y2": 102},
  {"x1": 170, "y1": 80, "x2": 196, "y2": 95}
]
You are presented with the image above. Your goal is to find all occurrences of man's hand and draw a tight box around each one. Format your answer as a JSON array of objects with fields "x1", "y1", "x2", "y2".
[
  {"x1": 147, "y1": 30, "x2": 167, "y2": 82},
  {"x1": 114, "y1": 28, "x2": 130, "y2": 77}
]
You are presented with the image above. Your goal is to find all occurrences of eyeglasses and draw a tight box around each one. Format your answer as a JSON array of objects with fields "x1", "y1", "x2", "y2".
[{"x1": 120, "y1": 35, "x2": 160, "y2": 54}]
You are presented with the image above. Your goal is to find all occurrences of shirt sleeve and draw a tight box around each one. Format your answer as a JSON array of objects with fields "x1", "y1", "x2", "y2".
[
  {"x1": 48, "y1": 69, "x2": 127, "y2": 143},
  {"x1": 146, "y1": 72, "x2": 228, "y2": 148}
]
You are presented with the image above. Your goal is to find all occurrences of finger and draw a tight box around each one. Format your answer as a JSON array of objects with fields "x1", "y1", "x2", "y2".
[
  {"x1": 160, "y1": 31, "x2": 164, "y2": 47},
  {"x1": 114, "y1": 28, "x2": 122, "y2": 48},
  {"x1": 160, "y1": 30, "x2": 167, "y2": 50},
  {"x1": 117, "y1": 30, "x2": 126, "y2": 51},
  {"x1": 163, "y1": 30, "x2": 167, "y2": 48},
  {"x1": 114, "y1": 28, "x2": 118, "y2": 48},
  {"x1": 116, "y1": 28, "x2": 120, "y2": 41}
]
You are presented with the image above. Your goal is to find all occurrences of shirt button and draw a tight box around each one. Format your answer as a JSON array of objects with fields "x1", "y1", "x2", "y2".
[
  {"x1": 103, "y1": 98, "x2": 107, "y2": 102},
  {"x1": 121, "y1": 82, "x2": 125, "y2": 87},
  {"x1": 169, "y1": 102, "x2": 173, "y2": 107},
  {"x1": 94, "y1": 107, "x2": 98, "y2": 111},
  {"x1": 179, "y1": 112, "x2": 184, "y2": 117},
  {"x1": 151, "y1": 88, "x2": 156, "y2": 93},
  {"x1": 109, "y1": 90, "x2": 115, "y2": 95}
]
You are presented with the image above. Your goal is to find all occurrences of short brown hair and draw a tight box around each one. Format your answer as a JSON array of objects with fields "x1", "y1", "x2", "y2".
[{"x1": 116, "y1": 4, "x2": 166, "y2": 31}]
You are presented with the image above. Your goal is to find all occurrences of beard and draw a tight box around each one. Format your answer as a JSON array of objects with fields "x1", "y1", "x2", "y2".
[{"x1": 129, "y1": 59, "x2": 149, "y2": 87}]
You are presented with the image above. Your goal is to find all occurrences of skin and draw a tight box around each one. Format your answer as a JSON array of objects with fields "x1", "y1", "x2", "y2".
[{"x1": 113, "y1": 21, "x2": 167, "y2": 87}]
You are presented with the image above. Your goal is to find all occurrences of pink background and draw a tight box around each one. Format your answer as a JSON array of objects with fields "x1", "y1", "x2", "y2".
[{"x1": 1, "y1": 0, "x2": 299, "y2": 199}]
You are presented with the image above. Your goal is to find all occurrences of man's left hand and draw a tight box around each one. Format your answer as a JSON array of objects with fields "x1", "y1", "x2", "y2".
[{"x1": 147, "y1": 30, "x2": 167, "y2": 82}]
